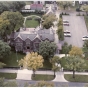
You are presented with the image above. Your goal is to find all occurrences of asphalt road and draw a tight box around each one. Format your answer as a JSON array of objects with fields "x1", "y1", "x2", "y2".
[{"x1": 63, "y1": 15, "x2": 88, "y2": 48}]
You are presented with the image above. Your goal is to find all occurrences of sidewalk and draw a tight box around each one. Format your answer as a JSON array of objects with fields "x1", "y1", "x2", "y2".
[{"x1": 0, "y1": 69, "x2": 88, "y2": 75}]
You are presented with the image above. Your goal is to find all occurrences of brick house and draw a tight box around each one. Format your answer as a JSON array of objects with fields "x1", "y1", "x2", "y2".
[{"x1": 10, "y1": 27, "x2": 55, "y2": 53}]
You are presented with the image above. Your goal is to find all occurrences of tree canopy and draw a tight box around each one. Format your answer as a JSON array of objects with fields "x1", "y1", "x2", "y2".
[
  {"x1": 19, "y1": 52, "x2": 44, "y2": 76},
  {"x1": 39, "y1": 40, "x2": 57, "y2": 59},
  {"x1": 65, "y1": 56, "x2": 86, "y2": 78},
  {"x1": 1, "y1": 11, "x2": 24, "y2": 32},
  {"x1": 57, "y1": 1, "x2": 73, "y2": 10},
  {"x1": 0, "y1": 40, "x2": 11, "y2": 59},
  {"x1": 0, "y1": 11, "x2": 24, "y2": 41},
  {"x1": 0, "y1": 1, "x2": 26, "y2": 13},
  {"x1": 69, "y1": 46, "x2": 83, "y2": 57},
  {"x1": 42, "y1": 14, "x2": 57, "y2": 29}
]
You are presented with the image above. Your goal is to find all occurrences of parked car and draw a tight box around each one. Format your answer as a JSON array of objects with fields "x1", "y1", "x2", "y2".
[
  {"x1": 82, "y1": 35, "x2": 88, "y2": 41},
  {"x1": 63, "y1": 23, "x2": 69, "y2": 26},
  {"x1": 64, "y1": 30, "x2": 71, "y2": 37}
]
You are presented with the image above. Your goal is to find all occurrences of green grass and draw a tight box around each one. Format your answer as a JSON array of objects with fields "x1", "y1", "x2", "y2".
[
  {"x1": 64, "y1": 74, "x2": 88, "y2": 83},
  {"x1": 1, "y1": 51, "x2": 25, "y2": 67},
  {"x1": 1, "y1": 51, "x2": 52, "y2": 69},
  {"x1": 84, "y1": 16, "x2": 88, "y2": 31},
  {"x1": 43, "y1": 60, "x2": 52, "y2": 69},
  {"x1": 32, "y1": 74, "x2": 55, "y2": 81},
  {"x1": 0, "y1": 73, "x2": 17, "y2": 79},
  {"x1": 25, "y1": 18, "x2": 39, "y2": 28}
]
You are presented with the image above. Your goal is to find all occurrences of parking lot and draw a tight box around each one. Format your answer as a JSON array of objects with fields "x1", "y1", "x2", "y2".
[{"x1": 63, "y1": 16, "x2": 88, "y2": 48}]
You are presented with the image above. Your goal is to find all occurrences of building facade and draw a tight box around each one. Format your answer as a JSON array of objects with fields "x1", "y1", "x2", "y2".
[{"x1": 10, "y1": 27, "x2": 55, "y2": 53}]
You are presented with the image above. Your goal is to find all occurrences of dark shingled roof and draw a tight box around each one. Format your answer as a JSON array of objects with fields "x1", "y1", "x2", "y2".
[{"x1": 14, "y1": 29, "x2": 54, "y2": 41}]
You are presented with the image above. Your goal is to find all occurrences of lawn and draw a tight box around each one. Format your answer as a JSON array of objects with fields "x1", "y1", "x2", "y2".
[
  {"x1": 32, "y1": 74, "x2": 54, "y2": 81},
  {"x1": 84, "y1": 16, "x2": 88, "y2": 31},
  {"x1": 64, "y1": 74, "x2": 88, "y2": 83},
  {"x1": 25, "y1": 18, "x2": 39, "y2": 28},
  {"x1": 1, "y1": 51, "x2": 25, "y2": 67},
  {"x1": 1, "y1": 51, "x2": 52, "y2": 69},
  {"x1": 0, "y1": 73, "x2": 17, "y2": 79}
]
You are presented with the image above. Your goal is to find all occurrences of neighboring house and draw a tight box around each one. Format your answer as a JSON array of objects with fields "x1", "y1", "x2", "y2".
[
  {"x1": 30, "y1": 4, "x2": 43, "y2": 11},
  {"x1": 34, "y1": 1, "x2": 45, "y2": 5},
  {"x1": 24, "y1": 5, "x2": 30, "y2": 9},
  {"x1": 10, "y1": 27, "x2": 56, "y2": 53}
]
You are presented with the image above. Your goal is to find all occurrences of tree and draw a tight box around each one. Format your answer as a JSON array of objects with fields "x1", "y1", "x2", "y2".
[
  {"x1": 81, "y1": 5, "x2": 88, "y2": 15},
  {"x1": 50, "y1": 56, "x2": 61, "y2": 77},
  {"x1": 60, "y1": 42, "x2": 72, "y2": 55},
  {"x1": 0, "y1": 17, "x2": 10, "y2": 41},
  {"x1": 57, "y1": 25, "x2": 64, "y2": 41},
  {"x1": 83, "y1": 40, "x2": 88, "y2": 58},
  {"x1": 11, "y1": 1, "x2": 26, "y2": 11},
  {"x1": 19, "y1": 52, "x2": 44, "y2": 77},
  {"x1": 42, "y1": 14, "x2": 57, "y2": 29},
  {"x1": 65, "y1": 56, "x2": 86, "y2": 78},
  {"x1": 1, "y1": 11, "x2": 24, "y2": 33},
  {"x1": 69, "y1": 46, "x2": 83, "y2": 57},
  {"x1": 0, "y1": 40, "x2": 11, "y2": 59},
  {"x1": 57, "y1": 1, "x2": 73, "y2": 10},
  {"x1": 39, "y1": 40, "x2": 57, "y2": 59}
]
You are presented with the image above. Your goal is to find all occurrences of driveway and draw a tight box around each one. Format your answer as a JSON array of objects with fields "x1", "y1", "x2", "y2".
[{"x1": 62, "y1": 15, "x2": 88, "y2": 48}]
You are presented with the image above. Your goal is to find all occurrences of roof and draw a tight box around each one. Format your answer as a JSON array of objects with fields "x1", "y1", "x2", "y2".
[
  {"x1": 14, "y1": 28, "x2": 54, "y2": 42},
  {"x1": 31, "y1": 4, "x2": 43, "y2": 7}
]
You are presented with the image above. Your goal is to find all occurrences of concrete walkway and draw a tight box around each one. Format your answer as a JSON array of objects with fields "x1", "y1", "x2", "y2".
[{"x1": 52, "y1": 72, "x2": 68, "y2": 82}]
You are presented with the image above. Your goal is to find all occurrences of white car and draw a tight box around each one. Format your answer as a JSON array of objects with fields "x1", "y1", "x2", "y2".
[
  {"x1": 63, "y1": 23, "x2": 69, "y2": 26},
  {"x1": 82, "y1": 36, "x2": 88, "y2": 41},
  {"x1": 64, "y1": 30, "x2": 71, "y2": 37}
]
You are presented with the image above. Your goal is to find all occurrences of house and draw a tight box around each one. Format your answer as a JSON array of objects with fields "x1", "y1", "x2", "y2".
[
  {"x1": 30, "y1": 4, "x2": 43, "y2": 11},
  {"x1": 10, "y1": 27, "x2": 55, "y2": 53},
  {"x1": 33, "y1": 1, "x2": 45, "y2": 5}
]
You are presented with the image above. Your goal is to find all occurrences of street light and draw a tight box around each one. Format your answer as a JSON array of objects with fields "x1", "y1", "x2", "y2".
[{"x1": 16, "y1": 49, "x2": 18, "y2": 62}]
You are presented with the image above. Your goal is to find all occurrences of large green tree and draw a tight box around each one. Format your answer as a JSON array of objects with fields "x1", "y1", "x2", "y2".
[
  {"x1": 42, "y1": 14, "x2": 57, "y2": 29},
  {"x1": 0, "y1": 11, "x2": 24, "y2": 41},
  {"x1": 39, "y1": 40, "x2": 57, "y2": 59},
  {"x1": 19, "y1": 52, "x2": 44, "y2": 77},
  {"x1": 0, "y1": 40, "x2": 11, "y2": 59},
  {"x1": 65, "y1": 56, "x2": 86, "y2": 78}
]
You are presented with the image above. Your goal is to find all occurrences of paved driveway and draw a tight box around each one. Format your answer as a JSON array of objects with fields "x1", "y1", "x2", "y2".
[{"x1": 63, "y1": 16, "x2": 88, "y2": 48}]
